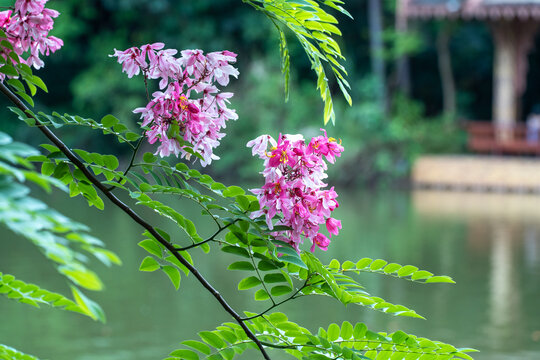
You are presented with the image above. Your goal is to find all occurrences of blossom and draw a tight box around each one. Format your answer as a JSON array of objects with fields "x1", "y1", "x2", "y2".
[
  {"x1": 326, "y1": 217, "x2": 342, "y2": 236},
  {"x1": 248, "y1": 131, "x2": 344, "y2": 252},
  {"x1": 0, "y1": 0, "x2": 63, "y2": 80},
  {"x1": 311, "y1": 233, "x2": 330, "y2": 252},
  {"x1": 112, "y1": 44, "x2": 239, "y2": 166}
]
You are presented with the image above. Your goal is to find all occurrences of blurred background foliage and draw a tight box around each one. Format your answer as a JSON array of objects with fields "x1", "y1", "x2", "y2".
[{"x1": 3, "y1": 0, "x2": 528, "y2": 186}]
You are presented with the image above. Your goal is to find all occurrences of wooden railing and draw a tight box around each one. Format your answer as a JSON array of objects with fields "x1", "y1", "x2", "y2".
[{"x1": 465, "y1": 121, "x2": 540, "y2": 155}]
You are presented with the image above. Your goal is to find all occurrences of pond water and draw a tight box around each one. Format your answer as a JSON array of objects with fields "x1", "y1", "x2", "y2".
[{"x1": 1, "y1": 188, "x2": 540, "y2": 360}]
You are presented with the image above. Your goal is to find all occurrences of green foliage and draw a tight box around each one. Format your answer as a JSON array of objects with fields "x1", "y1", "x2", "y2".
[
  {"x1": 0, "y1": 132, "x2": 120, "y2": 291},
  {"x1": 8, "y1": 108, "x2": 141, "y2": 145},
  {"x1": 169, "y1": 313, "x2": 476, "y2": 360},
  {"x1": 327, "y1": 258, "x2": 455, "y2": 284},
  {"x1": 0, "y1": 130, "x2": 116, "y2": 352},
  {"x1": 0, "y1": 344, "x2": 38, "y2": 360},
  {"x1": 243, "y1": 0, "x2": 352, "y2": 124},
  {"x1": 0, "y1": 272, "x2": 103, "y2": 321}
]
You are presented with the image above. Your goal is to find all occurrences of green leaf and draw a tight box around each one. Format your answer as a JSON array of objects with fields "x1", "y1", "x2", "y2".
[
  {"x1": 31, "y1": 75, "x2": 48, "y2": 92},
  {"x1": 169, "y1": 349, "x2": 199, "y2": 360},
  {"x1": 198, "y1": 331, "x2": 226, "y2": 348},
  {"x1": 267, "y1": 312, "x2": 288, "y2": 324},
  {"x1": 356, "y1": 258, "x2": 372, "y2": 269},
  {"x1": 327, "y1": 323, "x2": 340, "y2": 341},
  {"x1": 139, "y1": 256, "x2": 160, "y2": 272},
  {"x1": 41, "y1": 161, "x2": 55, "y2": 176},
  {"x1": 228, "y1": 261, "x2": 255, "y2": 271},
  {"x1": 383, "y1": 263, "x2": 401, "y2": 274},
  {"x1": 143, "y1": 152, "x2": 157, "y2": 163},
  {"x1": 222, "y1": 185, "x2": 245, "y2": 197},
  {"x1": 162, "y1": 266, "x2": 181, "y2": 290},
  {"x1": 270, "y1": 285, "x2": 292, "y2": 297},
  {"x1": 279, "y1": 255, "x2": 307, "y2": 269},
  {"x1": 235, "y1": 195, "x2": 250, "y2": 211},
  {"x1": 0, "y1": 344, "x2": 39, "y2": 360},
  {"x1": 425, "y1": 276, "x2": 455, "y2": 284},
  {"x1": 258, "y1": 259, "x2": 280, "y2": 271},
  {"x1": 353, "y1": 323, "x2": 367, "y2": 339},
  {"x1": 254, "y1": 289, "x2": 270, "y2": 301},
  {"x1": 125, "y1": 132, "x2": 141, "y2": 141},
  {"x1": 0, "y1": 64, "x2": 18, "y2": 77},
  {"x1": 102, "y1": 155, "x2": 119, "y2": 170},
  {"x1": 70, "y1": 286, "x2": 106, "y2": 323},
  {"x1": 59, "y1": 266, "x2": 103, "y2": 291},
  {"x1": 101, "y1": 114, "x2": 119, "y2": 128},
  {"x1": 391, "y1": 330, "x2": 408, "y2": 344},
  {"x1": 221, "y1": 245, "x2": 250, "y2": 258},
  {"x1": 138, "y1": 239, "x2": 163, "y2": 258},
  {"x1": 181, "y1": 340, "x2": 211, "y2": 355},
  {"x1": 165, "y1": 255, "x2": 190, "y2": 276},
  {"x1": 341, "y1": 321, "x2": 353, "y2": 340},
  {"x1": 397, "y1": 265, "x2": 418, "y2": 277},
  {"x1": 16, "y1": 90, "x2": 34, "y2": 107},
  {"x1": 7, "y1": 78, "x2": 25, "y2": 93},
  {"x1": 369, "y1": 259, "x2": 387, "y2": 271},
  {"x1": 263, "y1": 273, "x2": 287, "y2": 283},
  {"x1": 411, "y1": 270, "x2": 433, "y2": 281},
  {"x1": 238, "y1": 276, "x2": 262, "y2": 290}
]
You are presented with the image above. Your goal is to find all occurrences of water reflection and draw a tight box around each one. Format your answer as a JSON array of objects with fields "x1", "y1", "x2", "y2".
[
  {"x1": 489, "y1": 222, "x2": 522, "y2": 350},
  {"x1": 414, "y1": 190, "x2": 540, "y2": 357}
]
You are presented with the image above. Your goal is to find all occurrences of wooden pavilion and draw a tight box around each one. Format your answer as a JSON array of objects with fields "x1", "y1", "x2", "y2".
[
  {"x1": 399, "y1": 0, "x2": 540, "y2": 149},
  {"x1": 402, "y1": 1, "x2": 540, "y2": 191}
]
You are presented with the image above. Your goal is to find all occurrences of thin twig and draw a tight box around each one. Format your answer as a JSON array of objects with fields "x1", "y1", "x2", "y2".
[
  {"x1": 249, "y1": 243, "x2": 276, "y2": 306},
  {"x1": 241, "y1": 277, "x2": 309, "y2": 321},
  {"x1": 107, "y1": 134, "x2": 144, "y2": 191},
  {"x1": 0, "y1": 82, "x2": 272, "y2": 360},
  {"x1": 174, "y1": 220, "x2": 236, "y2": 251}
]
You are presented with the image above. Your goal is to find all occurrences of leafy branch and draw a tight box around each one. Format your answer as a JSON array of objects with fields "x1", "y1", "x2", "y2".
[
  {"x1": 243, "y1": 0, "x2": 352, "y2": 124},
  {"x1": 0, "y1": 81, "x2": 273, "y2": 360}
]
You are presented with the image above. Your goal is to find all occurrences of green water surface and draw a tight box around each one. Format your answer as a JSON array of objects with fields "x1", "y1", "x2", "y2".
[{"x1": 1, "y1": 189, "x2": 540, "y2": 359}]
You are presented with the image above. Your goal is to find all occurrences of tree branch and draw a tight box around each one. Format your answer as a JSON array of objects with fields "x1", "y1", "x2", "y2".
[
  {"x1": 174, "y1": 220, "x2": 236, "y2": 251},
  {"x1": 0, "y1": 82, "x2": 272, "y2": 360}
]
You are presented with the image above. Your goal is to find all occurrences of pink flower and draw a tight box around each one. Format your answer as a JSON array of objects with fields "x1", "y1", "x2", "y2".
[
  {"x1": 0, "y1": 10, "x2": 12, "y2": 27},
  {"x1": 311, "y1": 233, "x2": 330, "y2": 252},
  {"x1": 111, "y1": 47, "x2": 143, "y2": 78},
  {"x1": 326, "y1": 217, "x2": 341, "y2": 237},
  {"x1": 114, "y1": 44, "x2": 239, "y2": 166},
  {"x1": 14, "y1": 0, "x2": 45, "y2": 15},
  {"x1": 0, "y1": 0, "x2": 63, "y2": 79},
  {"x1": 248, "y1": 130, "x2": 343, "y2": 252}
]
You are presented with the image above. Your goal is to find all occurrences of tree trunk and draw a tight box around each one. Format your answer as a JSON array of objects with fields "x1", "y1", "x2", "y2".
[
  {"x1": 395, "y1": 0, "x2": 411, "y2": 96},
  {"x1": 368, "y1": 0, "x2": 388, "y2": 116},
  {"x1": 437, "y1": 22, "x2": 456, "y2": 119}
]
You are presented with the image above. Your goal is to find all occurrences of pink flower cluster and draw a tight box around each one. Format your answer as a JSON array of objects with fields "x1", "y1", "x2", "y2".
[
  {"x1": 248, "y1": 130, "x2": 344, "y2": 252},
  {"x1": 111, "y1": 43, "x2": 239, "y2": 166},
  {"x1": 0, "y1": 0, "x2": 63, "y2": 78}
]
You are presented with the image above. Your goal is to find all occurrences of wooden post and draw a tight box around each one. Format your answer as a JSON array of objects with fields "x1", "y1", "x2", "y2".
[
  {"x1": 491, "y1": 21, "x2": 538, "y2": 142},
  {"x1": 492, "y1": 21, "x2": 517, "y2": 142}
]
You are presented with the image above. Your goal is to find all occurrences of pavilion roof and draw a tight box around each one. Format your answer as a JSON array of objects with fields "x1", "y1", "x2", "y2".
[{"x1": 400, "y1": 0, "x2": 540, "y2": 20}]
